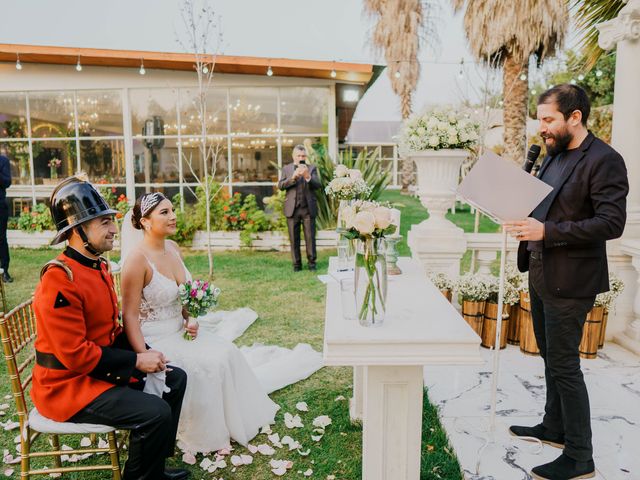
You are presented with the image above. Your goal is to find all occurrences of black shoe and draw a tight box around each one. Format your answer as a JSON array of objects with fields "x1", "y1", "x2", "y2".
[
  {"x1": 531, "y1": 453, "x2": 595, "y2": 480},
  {"x1": 509, "y1": 423, "x2": 565, "y2": 449},
  {"x1": 164, "y1": 467, "x2": 191, "y2": 480},
  {"x1": 308, "y1": 264, "x2": 317, "y2": 271},
  {"x1": 2, "y1": 272, "x2": 13, "y2": 283},
  {"x1": 293, "y1": 266, "x2": 302, "y2": 272}
]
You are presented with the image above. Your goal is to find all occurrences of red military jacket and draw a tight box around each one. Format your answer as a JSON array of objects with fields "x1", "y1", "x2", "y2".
[{"x1": 31, "y1": 247, "x2": 137, "y2": 422}]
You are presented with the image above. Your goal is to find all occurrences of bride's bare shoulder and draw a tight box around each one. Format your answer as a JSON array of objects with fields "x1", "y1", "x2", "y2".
[
  {"x1": 122, "y1": 249, "x2": 150, "y2": 275},
  {"x1": 167, "y1": 240, "x2": 183, "y2": 259}
]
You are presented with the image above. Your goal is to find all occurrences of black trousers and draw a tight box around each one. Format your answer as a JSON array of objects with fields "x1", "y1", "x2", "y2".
[
  {"x1": 529, "y1": 253, "x2": 595, "y2": 461},
  {"x1": 69, "y1": 367, "x2": 187, "y2": 480},
  {"x1": 0, "y1": 199, "x2": 9, "y2": 273},
  {"x1": 286, "y1": 206, "x2": 316, "y2": 268}
]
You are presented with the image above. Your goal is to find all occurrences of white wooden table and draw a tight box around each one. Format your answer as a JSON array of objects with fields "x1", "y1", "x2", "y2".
[{"x1": 323, "y1": 257, "x2": 482, "y2": 480}]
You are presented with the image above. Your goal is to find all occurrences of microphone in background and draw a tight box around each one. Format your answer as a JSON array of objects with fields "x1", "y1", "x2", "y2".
[{"x1": 523, "y1": 144, "x2": 541, "y2": 173}]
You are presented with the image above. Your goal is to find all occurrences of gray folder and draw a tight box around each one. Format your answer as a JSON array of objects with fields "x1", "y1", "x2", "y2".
[{"x1": 456, "y1": 150, "x2": 553, "y2": 223}]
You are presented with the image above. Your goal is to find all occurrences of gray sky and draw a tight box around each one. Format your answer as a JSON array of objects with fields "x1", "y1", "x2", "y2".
[{"x1": 1, "y1": 0, "x2": 571, "y2": 121}]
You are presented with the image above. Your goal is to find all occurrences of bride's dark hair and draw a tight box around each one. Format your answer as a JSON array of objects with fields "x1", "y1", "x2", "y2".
[{"x1": 131, "y1": 192, "x2": 167, "y2": 230}]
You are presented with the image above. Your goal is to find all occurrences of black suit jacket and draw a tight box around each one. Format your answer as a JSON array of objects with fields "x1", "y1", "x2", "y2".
[
  {"x1": 517, "y1": 133, "x2": 628, "y2": 298},
  {"x1": 278, "y1": 163, "x2": 322, "y2": 218}
]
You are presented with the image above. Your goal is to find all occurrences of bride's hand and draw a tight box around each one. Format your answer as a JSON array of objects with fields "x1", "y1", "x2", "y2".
[{"x1": 184, "y1": 321, "x2": 199, "y2": 340}]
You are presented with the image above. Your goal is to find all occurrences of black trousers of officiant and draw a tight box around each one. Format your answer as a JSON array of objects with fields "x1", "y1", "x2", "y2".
[
  {"x1": 287, "y1": 205, "x2": 316, "y2": 268},
  {"x1": 529, "y1": 253, "x2": 595, "y2": 461},
  {"x1": 69, "y1": 367, "x2": 187, "y2": 480}
]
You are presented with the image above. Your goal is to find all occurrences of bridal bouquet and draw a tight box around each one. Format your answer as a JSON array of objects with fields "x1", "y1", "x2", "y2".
[
  {"x1": 178, "y1": 279, "x2": 221, "y2": 340},
  {"x1": 325, "y1": 165, "x2": 371, "y2": 200}
]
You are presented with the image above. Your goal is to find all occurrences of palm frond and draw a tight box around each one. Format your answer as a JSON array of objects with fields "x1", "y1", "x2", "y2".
[{"x1": 570, "y1": 0, "x2": 624, "y2": 70}]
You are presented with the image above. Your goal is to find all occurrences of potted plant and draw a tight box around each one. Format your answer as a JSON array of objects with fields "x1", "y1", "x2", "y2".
[
  {"x1": 429, "y1": 272, "x2": 454, "y2": 302},
  {"x1": 456, "y1": 273, "x2": 491, "y2": 336},
  {"x1": 481, "y1": 276, "x2": 520, "y2": 349},
  {"x1": 399, "y1": 107, "x2": 479, "y2": 231}
]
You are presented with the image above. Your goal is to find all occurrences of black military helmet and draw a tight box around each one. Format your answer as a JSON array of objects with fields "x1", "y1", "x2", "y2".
[{"x1": 49, "y1": 175, "x2": 118, "y2": 245}]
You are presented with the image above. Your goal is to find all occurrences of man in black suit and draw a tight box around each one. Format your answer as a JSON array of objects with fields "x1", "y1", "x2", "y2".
[
  {"x1": 505, "y1": 84, "x2": 628, "y2": 480},
  {"x1": 278, "y1": 145, "x2": 322, "y2": 271},
  {"x1": 0, "y1": 148, "x2": 12, "y2": 283}
]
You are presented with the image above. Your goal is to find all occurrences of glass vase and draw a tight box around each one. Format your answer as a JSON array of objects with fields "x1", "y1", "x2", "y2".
[
  {"x1": 336, "y1": 199, "x2": 356, "y2": 264},
  {"x1": 354, "y1": 237, "x2": 387, "y2": 327}
]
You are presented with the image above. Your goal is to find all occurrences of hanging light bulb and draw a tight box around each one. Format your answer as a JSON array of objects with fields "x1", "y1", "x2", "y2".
[
  {"x1": 498, "y1": 100, "x2": 504, "y2": 106},
  {"x1": 330, "y1": 69, "x2": 337, "y2": 78},
  {"x1": 577, "y1": 74, "x2": 585, "y2": 81},
  {"x1": 596, "y1": 69, "x2": 603, "y2": 77},
  {"x1": 570, "y1": 78, "x2": 577, "y2": 85},
  {"x1": 519, "y1": 73, "x2": 527, "y2": 81},
  {"x1": 202, "y1": 65, "x2": 209, "y2": 74},
  {"x1": 76, "y1": 56, "x2": 82, "y2": 72},
  {"x1": 394, "y1": 70, "x2": 401, "y2": 79},
  {"x1": 139, "y1": 59, "x2": 146, "y2": 75},
  {"x1": 267, "y1": 66, "x2": 273, "y2": 76},
  {"x1": 531, "y1": 89, "x2": 537, "y2": 95},
  {"x1": 15, "y1": 54, "x2": 22, "y2": 70}
]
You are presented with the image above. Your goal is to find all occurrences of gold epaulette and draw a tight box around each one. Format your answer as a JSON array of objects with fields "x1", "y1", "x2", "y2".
[{"x1": 40, "y1": 259, "x2": 74, "y2": 282}]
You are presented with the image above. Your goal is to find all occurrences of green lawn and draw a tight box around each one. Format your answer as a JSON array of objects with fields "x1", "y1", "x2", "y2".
[{"x1": 0, "y1": 193, "x2": 498, "y2": 479}]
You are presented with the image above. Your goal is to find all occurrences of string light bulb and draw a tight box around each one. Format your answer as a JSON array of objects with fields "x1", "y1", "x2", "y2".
[
  {"x1": 267, "y1": 66, "x2": 273, "y2": 76},
  {"x1": 139, "y1": 59, "x2": 146, "y2": 75},
  {"x1": 595, "y1": 70, "x2": 603, "y2": 77},
  {"x1": 330, "y1": 69, "x2": 337, "y2": 78},
  {"x1": 394, "y1": 70, "x2": 401, "y2": 78},
  {"x1": 519, "y1": 73, "x2": 527, "y2": 81},
  {"x1": 15, "y1": 54, "x2": 22, "y2": 70},
  {"x1": 76, "y1": 56, "x2": 82, "y2": 72},
  {"x1": 202, "y1": 65, "x2": 209, "y2": 74},
  {"x1": 577, "y1": 74, "x2": 585, "y2": 81}
]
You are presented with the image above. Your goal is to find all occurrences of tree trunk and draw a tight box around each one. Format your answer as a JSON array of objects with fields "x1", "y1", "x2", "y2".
[
  {"x1": 502, "y1": 55, "x2": 529, "y2": 165},
  {"x1": 400, "y1": 93, "x2": 415, "y2": 193}
]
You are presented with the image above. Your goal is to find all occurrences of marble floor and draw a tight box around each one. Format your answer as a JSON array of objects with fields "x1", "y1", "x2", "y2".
[{"x1": 423, "y1": 343, "x2": 640, "y2": 480}]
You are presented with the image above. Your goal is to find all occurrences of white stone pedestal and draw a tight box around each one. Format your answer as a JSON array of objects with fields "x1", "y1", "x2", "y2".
[
  {"x1": 408, "y1": 225, "x2": 467, "y2": 280},
  {"x1": 324, "y1": 257, "x2": 482, "y2": 480}
]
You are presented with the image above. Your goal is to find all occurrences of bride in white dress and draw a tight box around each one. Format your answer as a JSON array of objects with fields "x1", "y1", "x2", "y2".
[{"x1": 119, "y1": 192, "x2": 322, "y2": 454}]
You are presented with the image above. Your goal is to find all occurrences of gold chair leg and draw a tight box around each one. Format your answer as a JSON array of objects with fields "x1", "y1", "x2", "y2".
[
  {"x1": 90, "y1": 432, "x2": 98, "y2": 447},
  {"x1": 50, "y1": 434, "x2": 63, "y2": 471},
  {"x1": 20, "y1": 425, "x2": 30, "y2": 479},
  {"x1": 107, "y1": 431, "x2": 122, "y2": 480}
]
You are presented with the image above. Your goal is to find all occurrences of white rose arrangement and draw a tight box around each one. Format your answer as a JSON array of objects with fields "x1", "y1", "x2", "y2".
[
  {"x1": 594, "y1": 273, "x2": 624, "y2": 310},
  {"x1": 485, "y1": 275, "x2": 520, "y2": 305},
  {"x1": 338, "y1": 200, "x2": 397, "y2": 240},
  {"x1": 325, "y1": 165, "x2": 371, "y2": 200},
  {"x1": 399, "y1": 106, "x2": 480, "y2": 154}
]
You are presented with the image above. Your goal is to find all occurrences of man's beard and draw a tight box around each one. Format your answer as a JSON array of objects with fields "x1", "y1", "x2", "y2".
[{"x1": 543, "y1": 128, "x2": 573, "y2": 157}]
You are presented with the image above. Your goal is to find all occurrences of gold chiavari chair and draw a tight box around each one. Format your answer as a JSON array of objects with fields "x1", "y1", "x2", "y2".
[{"x1": 0, "y1": 298, "x2": 123, "y2": 479}]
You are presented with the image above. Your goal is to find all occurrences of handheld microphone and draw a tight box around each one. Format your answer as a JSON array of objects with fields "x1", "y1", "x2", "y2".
[{"x1": 523, "y1": 144, "x2": 541, "y2": 173}]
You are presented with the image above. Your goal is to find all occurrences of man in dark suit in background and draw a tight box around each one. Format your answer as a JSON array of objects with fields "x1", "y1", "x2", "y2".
[
  {"x1": 278, "y1": 144, "x2": 322, "y2": 271},
  {"x1": 0, "y1": 147, "x2": 12, "y2": 283},
  {"x1": 506, "y1": 84, "x2": 629, "y2": 480}
]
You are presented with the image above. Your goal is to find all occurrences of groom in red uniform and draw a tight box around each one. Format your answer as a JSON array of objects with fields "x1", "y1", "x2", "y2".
[{"x1": 31, "y1": 175, "x2": 190, "y2": 480}]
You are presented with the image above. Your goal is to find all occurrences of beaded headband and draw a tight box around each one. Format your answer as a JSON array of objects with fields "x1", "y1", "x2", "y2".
[{"x1": 140, "y1": 192, "x2": 166, "y2": 217}]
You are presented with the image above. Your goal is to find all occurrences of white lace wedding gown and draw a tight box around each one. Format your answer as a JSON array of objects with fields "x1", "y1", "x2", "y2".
[{"x1": 138, "y1": 257, "x2": 322, "y2": 454}]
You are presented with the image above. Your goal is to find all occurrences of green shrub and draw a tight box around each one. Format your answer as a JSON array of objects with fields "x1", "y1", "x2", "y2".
[{"x1": 17, "y1": 203, "x2": 55, "y2": 232}]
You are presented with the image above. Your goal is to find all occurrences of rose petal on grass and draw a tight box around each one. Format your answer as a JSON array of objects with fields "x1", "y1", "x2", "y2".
[
  {"x1": 284, "y1": 412, "x2": 304, "y2": 429},
  {"x1": 295, "y1": 402, "x2": 308, "y2": 412},
  {"x1": 312, "y1": 416, "x2": 332, "y2": 428},
  {"x1": 304, "y1": 469, "x2": 313, "y2": 477},
  {"x1": 231, "y1": 455, "x2": 244, "y2": 467},
  {"x1": 240, "y1": 454, "x2": 253, "y2": 465},
  {"x1": 79, "y1": 436, "x2": 91, "y2": 447},
  {"x1": 200, "y1": 458, "x2": 214, "y2": 470},
  {"x1": 4, "y1": 469, "x2": 14, "y2": 477},
  {"x1": 334, "y1": 395, "x2": 346, "y2": 401},
  {"x1": 260, "y1": 425, "x2": 272, "y2": 435},
  {"x1": 247, "y1": 443, "x2": 258, "y2": 454},
  {"x1": 182, "y1": 452, "x2": 196, "y2": 465},
  {"x1": 268, "y1": 433, "x2": 282, "y2": 447},
  {"x1": 271, "y1": 466, "x2": 287, "y2": 476},
  {"x1": 256, "y1": 443, "x2": 275, "y2": 456},
  {"x1": 297, "y1": 448, "x2": 311, "y2": 456}
]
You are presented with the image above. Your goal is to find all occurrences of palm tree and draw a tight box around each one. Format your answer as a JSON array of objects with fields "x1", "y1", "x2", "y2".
[
  {"x1": 452, "y1": 1, "x2": 568, "y2": 164},
  {"x1": 364, "y1": 0, "x2": 424, "y2": 192},
  {"x1": 570, "y1": 0, "x2": 625, "y2": 70}
]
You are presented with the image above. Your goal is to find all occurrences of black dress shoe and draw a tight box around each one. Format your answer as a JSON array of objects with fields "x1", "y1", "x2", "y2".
[
  {"x1": 531, "y1": 453, "x2": 595, "y2": 480},
  {"x1": 293, "y1": 266, "x2": 302, "y2": 272},
  {"x1": 164, "y1": 467, "x2": 191, "y2": 480},
  {"x1": 308, "y1": 264, "x2": 317, "y2": 271},
  {"x1": 509, "y1": 423, "x2": 565, "y2": 448},
  {"x1": 2, "y1": 272, "x2": 13, "y2": 283}
]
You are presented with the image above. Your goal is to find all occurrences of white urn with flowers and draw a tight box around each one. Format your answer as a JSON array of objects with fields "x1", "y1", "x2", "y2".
[{"x1": 399, "y1": 107, "x2": 480, "y2": 232}]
